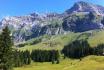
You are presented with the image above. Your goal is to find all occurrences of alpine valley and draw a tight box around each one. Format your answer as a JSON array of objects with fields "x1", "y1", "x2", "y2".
[{"x1": 0, "y1": 1, "x2": 104, "y2": 70}]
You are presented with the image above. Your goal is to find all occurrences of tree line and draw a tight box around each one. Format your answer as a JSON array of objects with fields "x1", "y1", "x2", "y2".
[
  {"x1": 62, "y1": 40, "x2": 104, "y2": 59},
  {"x1": 31, "y1": 50, "x2": 60, "y2": 64},
  {"x1": 13, "y1": 50, "x2": 31, "y2": 67},
  {"x1": 13, "y1": 49, "x2": 60, "y2": 67}
]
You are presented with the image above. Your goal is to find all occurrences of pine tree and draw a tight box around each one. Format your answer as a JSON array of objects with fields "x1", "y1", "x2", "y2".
[
  {"x1": 26, "y1": 50, "x2": 31, "y2": 65},
  {"x1": 56, "y1": 59, "x2": 60, "y2": 64},
  {"x1": 27, "y1": 56, "x2": 31, "y2": 65},
  {"x1": 0, "y1": 26, "x2": 13, "y2": 70},
  {"x1": 52, "y1": 59, "x2": 54, "y2": 64}
]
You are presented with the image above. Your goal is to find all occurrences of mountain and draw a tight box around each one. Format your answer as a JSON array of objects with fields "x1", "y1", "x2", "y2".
[
  {"x1": 65, "y1": 1, "x2": 104, "y2": 15},
  {"x1": 0, "y1": 13, "x2": 64, "y2": 42},
  {"x1": 63, "y1": 12, "x2": 104, "y2": 32},
  {"x1": 0, "y1": 1, "x2": 104, "y2": 43}
]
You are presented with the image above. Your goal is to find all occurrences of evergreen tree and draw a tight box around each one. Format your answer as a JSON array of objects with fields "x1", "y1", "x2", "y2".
[
  {"x1": 52, "y1": 59, "x2": 55, "y2": 64},
  {"x1": 25, "y1": 50, "x2": 31, "y2": 65},
  {"x1": 0, "y1": 26, "x2": 13, "y2": 70},
  {"x1": 27, "y1": 56, "x2": 31, "y2": 65},
  {"x1": 56, "y1": 59, "x2": 60, "y2": 64},
  {"x1": 93, "y1": 44, "x2": 104, "y2": 55}
]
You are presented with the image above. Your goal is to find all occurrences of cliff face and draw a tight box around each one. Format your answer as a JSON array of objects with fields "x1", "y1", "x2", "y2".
[
  {"x1": 62, "y1": 12, "x2": 103, "y2": 32},
  {"x1": 0, "y1": 1, "x2": 104, "y2": 42}
]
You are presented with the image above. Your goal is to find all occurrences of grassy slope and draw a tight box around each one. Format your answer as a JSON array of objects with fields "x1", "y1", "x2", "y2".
[
  {"x1": 18, "y1": 30, "x2": 104, "y2": 51},
  {"x1": 14, "y1": 56, "x2": 104, "y2": 70},
  {"x1": 18, "y1": 32, "x2": 80, "y2": 51},
  {"x1": 88, "y1": 30, "x2": 104, "y2": 47},
  {"x1": 15, "y1": 30, "x2": 104, "y2": 70}
]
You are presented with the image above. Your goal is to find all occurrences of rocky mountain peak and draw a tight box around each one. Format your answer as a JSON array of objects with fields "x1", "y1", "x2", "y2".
[
  {"x1": 65, "y1": 1, "x2": 104, "y2": 15},
  {"x1": 30, "y1": 12, "x2": 39, "y2": 17}
]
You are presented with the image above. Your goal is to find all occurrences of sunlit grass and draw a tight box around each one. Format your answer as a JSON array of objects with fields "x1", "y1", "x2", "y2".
[
  {"x1": 14, "y1": 55, "x2": 104, "y2": 70},
  {"x1": 88, "y1": 30, "x2": 104, "y2": 47},
  {"x1": 18, "y1": 32, "x2": 80, "y2": 51}
]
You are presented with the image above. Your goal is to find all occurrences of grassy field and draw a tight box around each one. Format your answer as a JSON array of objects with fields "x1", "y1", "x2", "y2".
[
  {"x1": 14, "y1": 30, "x2": 104, "y2": 70},
  {"x1": 14, "y1": 55, "x2": 104, "y2": 70}
]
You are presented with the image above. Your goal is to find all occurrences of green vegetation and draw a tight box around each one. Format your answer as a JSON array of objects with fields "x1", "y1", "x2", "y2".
[
  {"x1": 0, "y1": 28, "x2": 103, "y2": 70},
  {"x1": 31, "y1": 50, "x2": 59, "y2": 63},
  {"x1": 62, "y1": 40, "x2": 92, "y2": 58},
  {"x1": 17, "y1": 32, "x2": 80, "y2": 51},
  {"x1": 14, "y1": 56, "x2": 104, "y2": 70},
  {"x1": 62, "y1": 40, "x2": 104, "y2": 58},
  {"x1": 13, "y1": 29, "x2": 104, "y2": 70},
  {"x1": 17, "y1": 29, "x2": 104, "y2": 51},
  {"x1": 11, "y1": 49, "x2": 60, "y2": 68},
  {"x1": 0, "y1": 26, "x2": 13, "y2": 70},
  {"x1": 13, "y1": 50, "x2": 31, "y2": 67},
  {"x1": 88, "y1": 30, "x2": 104, "y2": 47}
]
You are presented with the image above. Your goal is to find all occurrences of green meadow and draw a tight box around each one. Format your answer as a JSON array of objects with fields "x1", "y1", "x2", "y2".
[
  {"x1": 15, "y1": 30, "x2": 104, "y2": 70},
  {"x1": 14, "y1": 56, "x2": 104, "y2": 70}
]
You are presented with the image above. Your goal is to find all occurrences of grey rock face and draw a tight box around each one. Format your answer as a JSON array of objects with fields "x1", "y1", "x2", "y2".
[{"x1": 62, "y1": 12, "x2": 104, "y2": 32}]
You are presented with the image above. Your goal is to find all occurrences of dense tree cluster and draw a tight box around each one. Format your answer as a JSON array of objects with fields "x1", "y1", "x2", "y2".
[
  {"x1": 31, "y1": 50, "x2": 60, "y2": 64},
  {"x1": 62, "y1": 40, "x2": 104, "y2": 59},
  {"x1": 62, "y1": 40, "x2": 92, "y2": 58},
  {"x1": 12, "y1": 49, "x2": 60, "y2": 68},
  {"x1": 93, "y1": 44, "x2": 104, "y2": 56},
  {"x1": 13, "y1": 50, "x2": 31, "y2": 67}
]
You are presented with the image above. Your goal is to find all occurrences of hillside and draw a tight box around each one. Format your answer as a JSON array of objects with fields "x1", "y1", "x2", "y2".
[{"x1": 17, "y1": 29, "x2": 104, "y2": 51}]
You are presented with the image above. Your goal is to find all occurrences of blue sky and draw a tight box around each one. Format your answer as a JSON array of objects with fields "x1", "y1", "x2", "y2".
[{"x1": 0, "y1": 0, "x2": 104, "y2": 19}]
